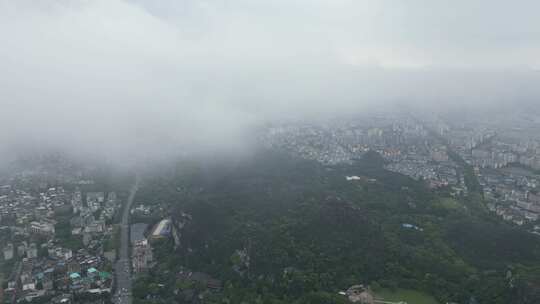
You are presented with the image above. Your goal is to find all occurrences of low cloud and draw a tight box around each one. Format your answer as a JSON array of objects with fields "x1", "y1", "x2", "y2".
[{"x1": 1, "y1": 0, "x2": 539, "y2": 165}]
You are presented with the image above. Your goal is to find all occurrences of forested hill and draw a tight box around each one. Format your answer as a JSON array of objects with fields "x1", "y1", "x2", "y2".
[{"x1": 135, "y1": 150, "x2": 540, "y2": 304}]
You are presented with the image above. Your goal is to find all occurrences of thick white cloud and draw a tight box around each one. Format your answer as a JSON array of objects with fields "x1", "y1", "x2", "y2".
[
  {"x1": 0, "y1": 0, "x2": 539, "y2": 165},
  {"x1": 129, "y1": 0, "x2": 540, "y2": 68}
]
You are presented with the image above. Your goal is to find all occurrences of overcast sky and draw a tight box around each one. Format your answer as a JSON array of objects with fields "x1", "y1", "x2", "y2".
[{"x1": 1, "y1": 0, "x2": 539, "y2": 164}]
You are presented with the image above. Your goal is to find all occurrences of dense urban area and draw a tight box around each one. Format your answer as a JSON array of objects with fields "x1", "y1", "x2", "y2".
[{"x1": 1, "y1": 109, "x2": 540, "y2": 304}]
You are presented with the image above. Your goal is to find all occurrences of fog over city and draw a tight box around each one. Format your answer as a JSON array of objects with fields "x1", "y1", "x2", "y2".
[
  {"x1": 4, "y1": 3, "x2": 540, "y2": 304},
  {"x1": 2, "y1": 0, "x2": 539, "y2": 164}
]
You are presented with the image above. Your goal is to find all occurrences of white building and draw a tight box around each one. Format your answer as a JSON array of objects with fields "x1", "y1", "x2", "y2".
[
  {"x1": 132, "y1": 239, "x2": 153, "y2": 273},
  {"x1": 3, "y1": 243, "x2": 14, "y2": 260},
  {"x1": 29, "y1": 221, "x2": 55, "y2": 236}
]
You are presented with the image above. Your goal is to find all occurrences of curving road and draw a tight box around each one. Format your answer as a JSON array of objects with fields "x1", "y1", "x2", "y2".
[{"x1": 114, "y1": 175, "x2": 140, "y2": 304}]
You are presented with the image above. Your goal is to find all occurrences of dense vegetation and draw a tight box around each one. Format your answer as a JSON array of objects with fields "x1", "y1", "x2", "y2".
[{"x1": 133, "y1": 150, "x2": 540, "y2": 304}]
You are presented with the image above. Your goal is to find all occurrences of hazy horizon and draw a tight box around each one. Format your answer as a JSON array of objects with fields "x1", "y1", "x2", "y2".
[{"x1": 2, "y1": 0, "x2": 539, "y2": 166}]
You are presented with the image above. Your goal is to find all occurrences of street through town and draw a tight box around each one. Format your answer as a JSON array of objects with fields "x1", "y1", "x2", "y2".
[{"x1": 114, "y1": 175, "x2": 139, "y2": 304}]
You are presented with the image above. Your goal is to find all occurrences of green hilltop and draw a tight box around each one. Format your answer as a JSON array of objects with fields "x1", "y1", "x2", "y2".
[{"x1": 133, "y1": 151, "x2": 540, "y2": 304}]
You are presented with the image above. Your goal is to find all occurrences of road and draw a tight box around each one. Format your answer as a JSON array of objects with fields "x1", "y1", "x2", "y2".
[{"x1": 114, "y1": 175, "x2": 140, "y2": 304}]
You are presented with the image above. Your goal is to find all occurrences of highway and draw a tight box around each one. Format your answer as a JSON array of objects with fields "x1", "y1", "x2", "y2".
[{"x1": 114, "y1": 176, "x2": 140, "y2": 304}]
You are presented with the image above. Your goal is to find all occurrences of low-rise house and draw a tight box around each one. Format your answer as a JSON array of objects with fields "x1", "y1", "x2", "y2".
[{"x1": 346, "y1": 285, "x2": 374, "y2": 304}]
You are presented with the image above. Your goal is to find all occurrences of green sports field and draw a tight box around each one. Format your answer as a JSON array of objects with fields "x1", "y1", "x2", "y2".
[{"x1": 375, "y1": 288, "x2": 440, "y2": 304}]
